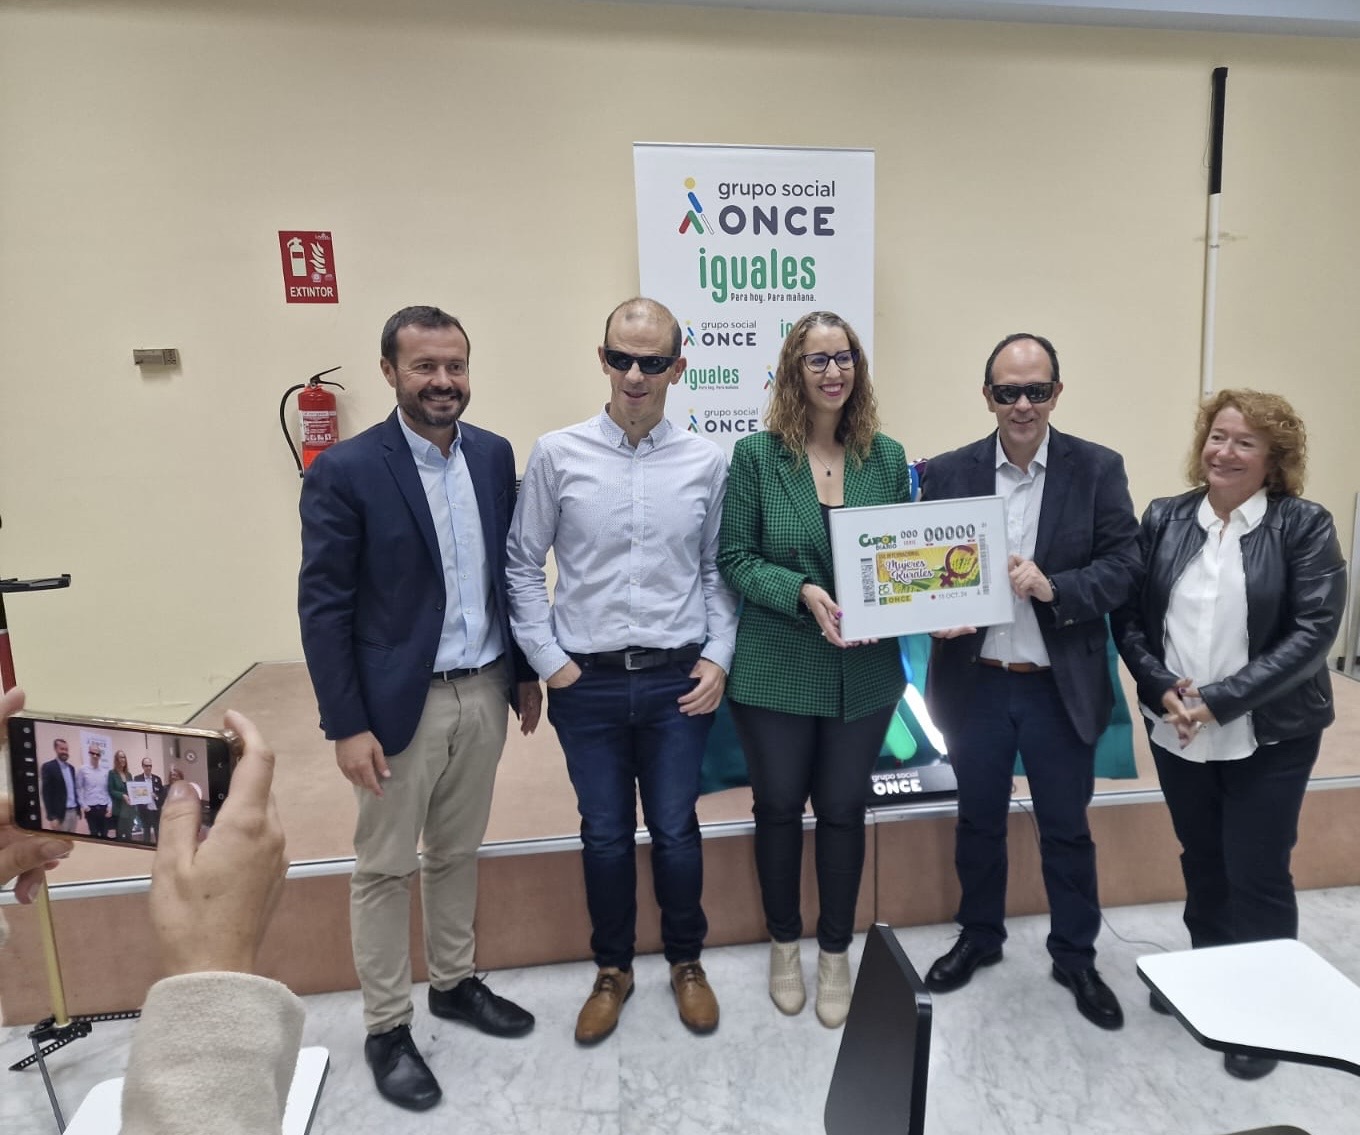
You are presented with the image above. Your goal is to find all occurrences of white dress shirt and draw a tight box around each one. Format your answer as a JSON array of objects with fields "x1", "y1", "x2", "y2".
[
  {"x1": 1146, "y1": 489, "x2": 1266, "y2": 763},
  {"x1": 505, "y1": 410, "x2": 739, "y2": 680},
  {"x1": 982, "y1": 432, "x2": 1051, "y2": 667},
  {"x1": 397, "y1": 415, "x2": 503, "y2": 671}
]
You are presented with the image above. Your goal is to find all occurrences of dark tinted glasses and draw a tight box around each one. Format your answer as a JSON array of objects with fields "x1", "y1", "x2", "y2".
[
  {"x1": 603, "y1": 348, "x2": 678, "y2": 376},
  {"x1": 987, "y1": 381, "x2": 1056, "y2": 405}
]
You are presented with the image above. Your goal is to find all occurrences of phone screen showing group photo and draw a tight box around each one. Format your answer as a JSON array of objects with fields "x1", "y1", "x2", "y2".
[{"x1": 9, "y1": 715, "x2": 226, "y2": 848}]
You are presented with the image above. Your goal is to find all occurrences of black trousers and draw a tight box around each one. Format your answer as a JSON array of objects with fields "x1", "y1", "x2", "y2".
[
  {"x1": 729, "y1": 700, "x2": 894, "y2": 953},
  {"x1": 1150, "y1": 726, "x2": 1319, "y2": 948},
  {"x1": 137, "y1": 806, "x2": 161, "y2": 844}
]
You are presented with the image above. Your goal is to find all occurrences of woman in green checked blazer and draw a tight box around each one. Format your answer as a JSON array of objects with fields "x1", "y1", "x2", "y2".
[{"x1": 717, "y1": 311, "x2": 913, "y2": 1029}]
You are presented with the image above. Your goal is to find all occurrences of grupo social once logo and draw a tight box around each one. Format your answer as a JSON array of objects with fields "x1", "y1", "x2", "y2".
[
  {"x1": 678, "y1": 178, "x2": 711, "y2": 235},
  {"x1": 683, "y1": 319, "x2": 758, "y2": 351}
]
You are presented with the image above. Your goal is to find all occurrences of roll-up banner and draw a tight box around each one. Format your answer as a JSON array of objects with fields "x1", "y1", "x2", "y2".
[{"x1": 634, "y1": 143, "x2": 875, "y2": 456}]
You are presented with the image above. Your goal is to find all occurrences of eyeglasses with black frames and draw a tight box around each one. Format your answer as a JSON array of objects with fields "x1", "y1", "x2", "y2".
[
  {"x1": 603, "y1": 349, "x2": 678, "y2": 376},
  {"x1": 986, "y1": 381, "x2": 1056, "y2": 406},
  {"x1": 800, "y1": 349, "x2": 860, "y2": 374}
]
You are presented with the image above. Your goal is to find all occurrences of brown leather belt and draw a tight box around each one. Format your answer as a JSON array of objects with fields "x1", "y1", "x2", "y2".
[{"x1": 978, "y1": 657, "x2": 1050, "y2": 674}]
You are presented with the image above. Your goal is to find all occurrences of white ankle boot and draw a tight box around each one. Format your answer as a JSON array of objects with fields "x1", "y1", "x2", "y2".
[
  {"x1": 768, "y1": 939, "x2": 806, "y2": 1015},
  {"x1": 816, "y1": 948, "x2": 852, "y2": 1028}
]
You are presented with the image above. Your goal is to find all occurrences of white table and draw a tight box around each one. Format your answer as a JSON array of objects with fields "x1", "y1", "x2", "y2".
[
  {"x1": 63, "y1": 1045, "x2": 329, "y2": 1134},
  {"x1": 1138, "y1": 940, "x2": 1360, "y2": 1075}
]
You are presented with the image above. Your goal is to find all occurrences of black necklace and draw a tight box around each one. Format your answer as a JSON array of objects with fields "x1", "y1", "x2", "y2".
[{"x1": 807, "y1": 446, "x2": 836, "y2": 477}]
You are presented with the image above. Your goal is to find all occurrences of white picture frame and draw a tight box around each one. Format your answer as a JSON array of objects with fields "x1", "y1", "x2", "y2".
[{"x1": 830, "y1": 496, "x2": 1013, "y2": 641}]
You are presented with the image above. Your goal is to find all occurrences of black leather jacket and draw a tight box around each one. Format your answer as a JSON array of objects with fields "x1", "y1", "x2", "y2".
[{"x1": 1113, "y1": 490, "x2": 1346, "y2": 744}]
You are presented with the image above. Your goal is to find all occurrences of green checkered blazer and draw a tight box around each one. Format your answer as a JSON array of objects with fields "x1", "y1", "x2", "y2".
[{"x1": 717, "y1": 429, "x2": 913, "y2": 721}]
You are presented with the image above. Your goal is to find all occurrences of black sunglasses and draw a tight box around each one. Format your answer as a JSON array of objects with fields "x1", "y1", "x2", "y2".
[
  {"x1": 603, "y1": 348, "x2": 678, "y2": 376},
  {"x1": 986, "y1": 381, "x2": 1056, "y2": 405}
]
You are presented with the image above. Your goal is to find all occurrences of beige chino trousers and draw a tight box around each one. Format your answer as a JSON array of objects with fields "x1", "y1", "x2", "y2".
[{"x1": 350, "y1": 660, "x2": 509, "y2": 1034}]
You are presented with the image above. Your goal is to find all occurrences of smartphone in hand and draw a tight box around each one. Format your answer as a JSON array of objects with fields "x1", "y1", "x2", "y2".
[{"x1": 6, "y1": 711, "x2": 241, "y2": 848}]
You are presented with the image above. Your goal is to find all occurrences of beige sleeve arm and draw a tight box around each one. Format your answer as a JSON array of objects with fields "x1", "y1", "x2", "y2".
[{"x1": 122, "y1": 972, "x2": 305, "y2": 1135}]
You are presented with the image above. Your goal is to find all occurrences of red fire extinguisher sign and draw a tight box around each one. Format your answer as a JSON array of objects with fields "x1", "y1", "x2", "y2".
[{"x1": 278, "y1": 231, "x2": 339, "y2": 304}]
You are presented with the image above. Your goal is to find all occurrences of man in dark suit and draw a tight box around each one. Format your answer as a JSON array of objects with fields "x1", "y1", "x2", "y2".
[
  {"x1": 299, "y1": 305, "x2": 542, "y2": 1111},
  {"x1": 920, "y1": 332, "x2": 1140, "y2": 1030},
  {"x1": 40, "y1": 737, "x2": 79, "y2": 833},
  {"x1": 130, "y1": 758, "x2": 165, "y2": 844}
]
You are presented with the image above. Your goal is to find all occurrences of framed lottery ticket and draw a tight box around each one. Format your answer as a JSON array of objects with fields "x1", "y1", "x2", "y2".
[{"x1": 829, "y1": 496, "x2": 1013, "y2": 640}]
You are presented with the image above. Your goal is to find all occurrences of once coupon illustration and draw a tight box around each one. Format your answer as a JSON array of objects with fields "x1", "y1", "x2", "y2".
[{"x1": 830, "y1": 499, "x2": 1013, "y2": 639}]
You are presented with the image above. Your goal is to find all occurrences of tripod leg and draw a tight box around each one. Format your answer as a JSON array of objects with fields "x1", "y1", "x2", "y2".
[{"x1": 30, "y1": 1034, "x2": 66, "y2": 1133}]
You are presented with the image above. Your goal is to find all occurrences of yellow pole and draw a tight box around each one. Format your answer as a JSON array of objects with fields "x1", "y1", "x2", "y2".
[{"x1": 34, "y1": 877, "x2": 70, "y2": 1027}]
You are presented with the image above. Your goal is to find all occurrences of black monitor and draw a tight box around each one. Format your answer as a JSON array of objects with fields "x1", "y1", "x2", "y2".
[{"x1": 824, "y1": 923, "x2": 932, "y2": 1135}]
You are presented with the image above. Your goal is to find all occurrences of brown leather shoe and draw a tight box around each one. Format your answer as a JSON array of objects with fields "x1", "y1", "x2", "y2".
[
  {"x1": 670, "y1": 961, "x2": 719, "y2": 1034},
  {"x1": 574, "y1": 967, "x2": 633, "y2": 1045}
]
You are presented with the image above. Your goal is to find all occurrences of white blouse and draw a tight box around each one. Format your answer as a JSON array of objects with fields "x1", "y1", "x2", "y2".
[{"x1": 1146, "y1": 489, "x2": 1268, "y2": 763}]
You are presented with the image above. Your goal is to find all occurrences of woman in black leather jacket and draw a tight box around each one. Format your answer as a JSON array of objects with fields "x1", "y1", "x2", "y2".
[{"x1": 1114, "y1": 389, "x2": 1346, "y2": 1080}]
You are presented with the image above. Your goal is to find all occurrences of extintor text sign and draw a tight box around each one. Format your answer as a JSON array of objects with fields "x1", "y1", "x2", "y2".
[{"x1": 278, "y1": 231, "x2": 339, "y2": 304}]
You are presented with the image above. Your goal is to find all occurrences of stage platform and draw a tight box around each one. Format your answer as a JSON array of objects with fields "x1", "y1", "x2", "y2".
[{"x1": 3, "y1": 663, "x2": 1359, "y2": 1025}]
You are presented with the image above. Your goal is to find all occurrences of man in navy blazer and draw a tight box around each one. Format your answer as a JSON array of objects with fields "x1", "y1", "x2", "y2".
[
  {"x1": 40, "y1": 737, "x2": 80, "y2": 832},
  {"x1": 920, "y1": 332, "x2": 1139, "y2": 1031},
  {"x1": 299, "y1": 306, "x2": 542, "y2": 1111}
]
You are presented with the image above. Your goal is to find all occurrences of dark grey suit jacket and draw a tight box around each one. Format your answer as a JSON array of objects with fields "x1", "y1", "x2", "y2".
[{"x1": 920, "y1": 427, "x2": 1140, "y2": 747}]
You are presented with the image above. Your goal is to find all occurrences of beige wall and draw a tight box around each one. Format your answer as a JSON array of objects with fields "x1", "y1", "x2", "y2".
[{"x1": 1, "y1": 0, "x2": 1356, "y2": 718}]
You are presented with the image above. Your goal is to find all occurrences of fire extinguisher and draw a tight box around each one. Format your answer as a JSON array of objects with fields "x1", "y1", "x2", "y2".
[{"x1": 279, "y1": 365, "x2": 345, "y2": 477}]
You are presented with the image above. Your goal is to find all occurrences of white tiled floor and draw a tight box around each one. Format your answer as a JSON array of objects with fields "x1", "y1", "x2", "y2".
[{"x1": 6, "y1": 889, "x2": 1359, "y2": 1134}]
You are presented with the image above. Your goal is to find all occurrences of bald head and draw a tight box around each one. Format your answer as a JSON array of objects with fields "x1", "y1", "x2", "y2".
[
  {"x1": 983, "y1": 332, "x2": 1059, "y2": 386},
  {"x1": 603, "y1": 297, "x2": 682, "y2": 357}
]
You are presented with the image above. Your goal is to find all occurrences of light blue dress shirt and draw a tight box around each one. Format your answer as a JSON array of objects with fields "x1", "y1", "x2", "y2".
[
  {"x1": 58, "y1": 760, "x2": 77, "y2": 808},
  {"x1": 505, "y1": 410, "x2": 738, "y2": 681},
  {"x1": 76, "y1": 761, "x2": 112, "y2": 808},
  {"x1": 398, "y1": 415, "x2": 503, "y2": 671}
]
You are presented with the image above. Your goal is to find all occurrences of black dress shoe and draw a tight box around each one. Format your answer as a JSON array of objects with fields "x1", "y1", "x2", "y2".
[
  {"x1": 1148, "y1": 990, "x2": 1173, "y2": 1016},
  {"x1": 364, "y1": 1025, "x2": 442, "y2": 1111},
  {"x1": 429, "y1": 975, "x2": 535, "y2": 1038},
  {"x1": 1224, "y1": 1051, "x2": 1278, "y2": 1080},
  {"x1": 924, "y1": 937, "x2": 1003, "y2": 993},
  {"x1": 1051, "y1": 965, "x2": 1124, "y2": 1030}
]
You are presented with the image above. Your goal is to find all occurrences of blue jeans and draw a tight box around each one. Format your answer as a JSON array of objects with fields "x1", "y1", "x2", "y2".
[
  {"x1": 547, "y1": 660, "x2": 713, "y2": 970},
  {"x1": 950, "y1": 665, "x2": 1100, "y2": 971}
]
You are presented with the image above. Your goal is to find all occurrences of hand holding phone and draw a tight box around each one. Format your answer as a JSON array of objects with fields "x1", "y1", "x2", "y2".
[
  {"x1": 0, "y1": 687, "x2": 73, "y2": 902},
  {"x1": 150, "y1": 709, "x2": 288, "y2": 976}
]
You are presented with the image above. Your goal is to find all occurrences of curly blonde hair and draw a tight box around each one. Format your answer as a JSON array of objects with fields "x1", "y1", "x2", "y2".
[
  {"x1": 1186, "y1": 388, "x2": 1307, "y2": 497},
  {"x1": 763, "y1": 311, "x2": 880, "y2": 466}
]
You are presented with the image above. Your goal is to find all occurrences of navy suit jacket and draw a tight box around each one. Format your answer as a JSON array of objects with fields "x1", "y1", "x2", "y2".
[
  {"x1": 920, "y1": 427, "x2": 1140, "y2": 747},
  {"x1": 41, "y1": 757, "x2": 75, "y2": 822},
  {"x1": 298, "y1": 411, "x2": 532, "y2": 756}
]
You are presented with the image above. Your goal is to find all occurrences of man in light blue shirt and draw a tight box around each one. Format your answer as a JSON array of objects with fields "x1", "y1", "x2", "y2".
[
  {"x1": 299, "y1": 305, "x2": 540, "y2": 1112},
  {"x1": 507, "y1": 297, "x2": 738, "y2": 1045},
  {"x1": 76, "y1": 746, "x2": 112, "y2": 838}
]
